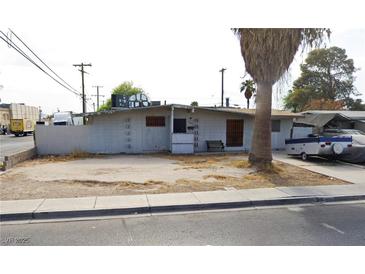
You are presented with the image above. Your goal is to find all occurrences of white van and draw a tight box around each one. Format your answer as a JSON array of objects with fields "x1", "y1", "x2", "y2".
[{"x1": 53, "y1": 112, "x2": 74, "y2": 126}]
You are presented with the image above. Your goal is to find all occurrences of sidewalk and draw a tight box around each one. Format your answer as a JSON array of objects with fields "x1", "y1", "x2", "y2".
[{"x1": 2, "y1": 184, "x2": 365, "y2": 222}]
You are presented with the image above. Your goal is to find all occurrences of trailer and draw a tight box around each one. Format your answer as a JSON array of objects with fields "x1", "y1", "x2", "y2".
[{"x1": 285, "y1": 136, "x2": 353, "y2": 161}]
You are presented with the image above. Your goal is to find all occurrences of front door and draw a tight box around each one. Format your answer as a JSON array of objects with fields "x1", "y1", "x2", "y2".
[
  {"x1": 226, "y1": 119, "x2": 244, "y2": 147},
  {"x1": 173, "y1": 119, "x2": 186, "y2": 133}
]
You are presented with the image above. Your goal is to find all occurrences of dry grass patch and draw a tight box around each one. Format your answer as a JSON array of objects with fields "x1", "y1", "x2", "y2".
[
  {"x1": 227, "y1": 159, "x2": 251, "y2": 169},
  {"x1": 243, "y1": 173, "x2": 266, "y2": 181},
  {"x1": 167, "y1": 155, "x2": 228, "y2": 169},
  {"x1": 0, "y1": 153, "x2": 349, "y2": 201},
  {"x1": 203, "y1": 174, "x2": 236, "y2": 181},
  {"x1": 204, "y1": 174, "x2": 229, "y2": 180},
  {"x1": 241, "y1": 161, "x2": 347, "y2": 187},
  {"x1": 42, "y1": 150, "x2": 102, "y2": 161},
  {"x1": 18, "y1": 150, "x2": 104, "y2": 167}
]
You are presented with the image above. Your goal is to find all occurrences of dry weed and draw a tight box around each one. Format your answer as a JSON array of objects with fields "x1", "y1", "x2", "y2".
[{"x1": 227, "y1": 160, "x2": 252, "y2": 169}]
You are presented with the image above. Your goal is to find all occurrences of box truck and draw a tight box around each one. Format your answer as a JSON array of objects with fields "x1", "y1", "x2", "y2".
[{"x1": 10, "y1": 119, "x2": 35, "y2": 136}]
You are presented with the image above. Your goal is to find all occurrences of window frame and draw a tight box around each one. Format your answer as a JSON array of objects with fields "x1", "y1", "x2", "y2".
[
  {"x1": 272, "y1": 120, "x2": 281, "y2": 132},
  {"x1": 146, "y1": 116, "x2": 165, "y2": 127}
]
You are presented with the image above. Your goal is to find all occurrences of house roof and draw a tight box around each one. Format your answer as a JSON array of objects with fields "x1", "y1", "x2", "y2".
[
  {"x1": 201, "y1": 107, "x2": 302, "y2": 118},
  {"x1": 76, "y1": 104, "x2": 300, "y2": 119},
  {"x1": 295, "y1": 110, "x2": 365, "y2": 127},
  {"x1": 300, "y1": 110, "x2": 365, "y2": 120}
]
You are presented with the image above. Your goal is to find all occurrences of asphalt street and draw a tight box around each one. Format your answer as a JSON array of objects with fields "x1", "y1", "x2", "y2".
[
  {"x1": 0, "y1": 134, "x2": 34, "y2": 159},
  {"x1": 1, "y1": 202, "x2": 364, "y2": 245}
]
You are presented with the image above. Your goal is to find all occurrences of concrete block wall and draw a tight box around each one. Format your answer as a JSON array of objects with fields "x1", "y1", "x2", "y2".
[
  {"x1": 1, "y1": 147, "x2": 37, "y2": 170},
  {"x1": 36, "y1": 108, "x2": 171, "y2": 155}
]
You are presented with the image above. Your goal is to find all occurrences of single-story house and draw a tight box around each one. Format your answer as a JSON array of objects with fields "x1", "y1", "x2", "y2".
[{"x1": 35, "y1": 104, "x2": 301, "y2": 155}]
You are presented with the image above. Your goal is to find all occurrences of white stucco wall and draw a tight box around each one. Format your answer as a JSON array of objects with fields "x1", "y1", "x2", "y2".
[
  {"x1": 87, "y1": 108, "x2": 171, "y2": 153},
  {"x1": 271, "y1": 119, "x2": 293, "y2": 150},
  {"x1": 35, "y1": 107, "x2": 293, "y2": 155},
  {"x1": 173, "y1": 109, "x2": 249, "y2": 152}
]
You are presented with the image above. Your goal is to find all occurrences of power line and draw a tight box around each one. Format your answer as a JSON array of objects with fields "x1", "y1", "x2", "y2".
[
  {"x1": 8, "y1": 29, "x2": 80, "y2": 94},
  {"x1": 0, "y1": 32, "x2": 81, "y2": 97}
]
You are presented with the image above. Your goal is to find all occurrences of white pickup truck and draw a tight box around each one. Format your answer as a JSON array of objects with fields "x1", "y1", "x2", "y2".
[{"x1": 285, "y1": 135, "x2": 353, "y2": 161}]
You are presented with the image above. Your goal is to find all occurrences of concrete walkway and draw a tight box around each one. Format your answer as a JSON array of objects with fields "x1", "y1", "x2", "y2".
[
  {"x1": 2, "y1": 184, "x2": 365, "y2": 222},
  {"x1": 273, "y1": 152, "x2": 365, "y2": 185}
]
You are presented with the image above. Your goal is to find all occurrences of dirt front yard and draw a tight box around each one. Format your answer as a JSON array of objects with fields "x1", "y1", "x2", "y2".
[{"x1": 0, "y1": 153, "x2": 348, "y2": 200}]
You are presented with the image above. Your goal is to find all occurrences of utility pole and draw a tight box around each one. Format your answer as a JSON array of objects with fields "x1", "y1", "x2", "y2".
[
  {"x1": 92, "y1": 85, "x2": 104, "y2": 110},
  {"x1": 219, "y1": 68, "x2": 226, "y2": 107},
  {"x1": 73, "y1": 63, "x2": 92, "y2": 118}
]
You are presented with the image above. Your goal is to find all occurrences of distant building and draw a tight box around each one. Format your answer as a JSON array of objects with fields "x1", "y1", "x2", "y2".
[
  {"x1": 0, "y1": 103, "x2": 40, "y2": 129},
  {"x1": 0, "y1": 104, "x2": 10, "y2": 128}
]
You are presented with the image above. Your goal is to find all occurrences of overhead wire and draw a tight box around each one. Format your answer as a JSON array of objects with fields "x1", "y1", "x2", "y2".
[
  {"x1": 8, "y1": 29, "x2": 81, "y2": 95},
  {"x1": 0, "y1": 31, "x2": 82, "y2": 98}
]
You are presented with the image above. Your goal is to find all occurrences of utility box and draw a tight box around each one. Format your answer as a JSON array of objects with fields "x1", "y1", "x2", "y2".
[{"x1": 171, "y1": 133, "x2": 194, "y2": 154}]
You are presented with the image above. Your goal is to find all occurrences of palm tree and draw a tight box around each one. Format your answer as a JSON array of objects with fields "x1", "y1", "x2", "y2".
[
  {"x1": 240, "y1": 79, "x2": 256, "y2": 109},
  {"x1": 232, "y1": 28, "x2": 330, "y2": 168}
]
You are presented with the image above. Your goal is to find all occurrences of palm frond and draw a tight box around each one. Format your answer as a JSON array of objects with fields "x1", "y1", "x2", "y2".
[{"x1": 232, "y1": 28, "x2": 330, "y2": 84}]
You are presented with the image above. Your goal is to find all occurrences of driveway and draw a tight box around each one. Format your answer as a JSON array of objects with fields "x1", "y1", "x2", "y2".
[
  {"x1": 274, "y1": 152, "x2": 365, "y2": 185},
  {"x1": 0, "y1": 134, "x2": 35, "y2": 160}
]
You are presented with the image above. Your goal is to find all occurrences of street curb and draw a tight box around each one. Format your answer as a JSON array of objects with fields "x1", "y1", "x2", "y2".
[{"x1": 1, "y1": 194, "x2": 365, "y2": 222}]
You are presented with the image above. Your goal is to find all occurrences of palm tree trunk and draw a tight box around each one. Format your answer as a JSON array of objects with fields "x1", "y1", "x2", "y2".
[
  {"x1": 248, "y1": 81, "x2": 273, "y2": 167},
  {"x1": 247, "y1": 98, "x2": 250, "y2": 109}
]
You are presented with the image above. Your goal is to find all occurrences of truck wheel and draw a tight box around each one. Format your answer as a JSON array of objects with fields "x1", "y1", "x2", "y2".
[
  {"x1": 23, "y1": 132, "x2": 27, "y2": 136},
  {"x1": 15, "y1": 133, "x2": 19, "y2": 137},
  {"x1": 301, "y1": 152, "x2": 308, "y2": 161}
]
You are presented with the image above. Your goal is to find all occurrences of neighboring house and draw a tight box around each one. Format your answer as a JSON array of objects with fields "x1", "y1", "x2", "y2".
[
  {"x1": 0, "y1": 104, "x2": 11, "y2": 128},
  {"x1": 35, "y1": 104, "x2": 300, "y2": 155},
  {"x1": 294, "y1": 110, "x2": 365, "y2": 133}
]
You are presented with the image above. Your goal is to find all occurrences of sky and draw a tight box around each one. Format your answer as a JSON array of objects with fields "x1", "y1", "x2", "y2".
[{"x1": 0, "y1": 0, "x2": 364, "y2": 115}]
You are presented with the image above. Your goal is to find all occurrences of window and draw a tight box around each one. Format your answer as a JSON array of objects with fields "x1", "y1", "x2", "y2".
[
  {"x1": 146, "y1": 116, "x2": 165, "y2": 127},
  {"x1": 173, "y1": 119, "x2": 186, "y2": 133},
  {"x1": 226, "y1": 119, "x2": 244, "y2": 147},
  {"x1": 272, "y1": 120, "x2": 281, "y2": 132}
]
